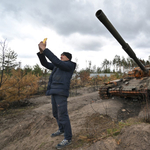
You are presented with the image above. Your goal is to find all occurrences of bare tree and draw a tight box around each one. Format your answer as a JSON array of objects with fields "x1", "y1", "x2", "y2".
[
  {"x1": 0, "y1": 40, "x2": 6, "y2": 87},
  {"x1": 0, "y1": 40, "x2": 18, "y2": 87}
]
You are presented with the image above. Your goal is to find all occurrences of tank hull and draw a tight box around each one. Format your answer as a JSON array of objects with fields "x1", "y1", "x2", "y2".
[{"x1": 99, "y1": 77, "x2": 150, "y2": 100}]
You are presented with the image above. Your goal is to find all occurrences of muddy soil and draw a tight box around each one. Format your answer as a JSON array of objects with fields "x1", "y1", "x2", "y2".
[{"x1": 0, "y1": 87, "x2": 150, "y2": 150}]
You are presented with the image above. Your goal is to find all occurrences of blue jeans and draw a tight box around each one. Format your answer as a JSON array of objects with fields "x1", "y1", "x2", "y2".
[{"x1": 51, "y1": 95, "x2": 72, "y2": 140}]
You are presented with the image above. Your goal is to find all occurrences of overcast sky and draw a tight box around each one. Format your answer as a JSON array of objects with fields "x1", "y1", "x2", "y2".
[{"x1": 1, "y1": 0, "x2": 150, "y2": 71}]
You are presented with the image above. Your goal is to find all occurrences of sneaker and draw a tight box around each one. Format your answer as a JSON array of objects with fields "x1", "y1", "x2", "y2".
[
  {"x1": 51, "y1": 130, "x2": 64, "y2": 137},
  {"x1": 56, "y1": 139, "x2": 72, "y2": 149}
]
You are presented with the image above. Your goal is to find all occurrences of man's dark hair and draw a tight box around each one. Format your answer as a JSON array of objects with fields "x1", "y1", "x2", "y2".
[{"x1": 62, "y1": 52, "x2": 72, "y2": 60}]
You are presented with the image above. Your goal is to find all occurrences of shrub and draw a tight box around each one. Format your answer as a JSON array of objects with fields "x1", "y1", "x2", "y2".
[{"x1": 0, "y1": 69, "x2": 39, "y2": 109}]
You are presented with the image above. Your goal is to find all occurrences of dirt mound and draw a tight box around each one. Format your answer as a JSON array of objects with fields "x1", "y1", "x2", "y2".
[
  {"x1": 116, "y1": 123, "x2": 150, "y2": 150},
  {"x1": 84, "y1": 137, "x2": 117, "y2": 150},
  {"x1": 84, "y1": 123, "x2": 150, "y2": 150},
  {"x1": 0, "y1": 87, "x2": 150, "y2": 150}
]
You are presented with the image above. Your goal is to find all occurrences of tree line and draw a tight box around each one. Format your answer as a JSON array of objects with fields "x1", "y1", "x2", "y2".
[
  {"x1": 83, "y1": 56, "x2": 150, "y2": 74},
  {"x1": 99, "y1": 55, "x2": 150, "y2": 73}
]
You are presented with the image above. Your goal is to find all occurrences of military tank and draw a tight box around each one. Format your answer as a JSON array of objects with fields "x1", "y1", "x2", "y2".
[{"x1": 95, "y1": 10, "x2": 150, "y2": 100}]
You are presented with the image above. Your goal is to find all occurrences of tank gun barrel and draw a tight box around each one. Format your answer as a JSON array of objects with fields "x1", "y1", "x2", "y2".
[{"x1": 95, "y1": 10, "x2": 148, "y2": 73}]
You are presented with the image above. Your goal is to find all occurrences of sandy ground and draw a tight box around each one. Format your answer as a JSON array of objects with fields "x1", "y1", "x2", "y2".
[{"x1": 0, "y1": 87, "x2": 150, "y2": 150}]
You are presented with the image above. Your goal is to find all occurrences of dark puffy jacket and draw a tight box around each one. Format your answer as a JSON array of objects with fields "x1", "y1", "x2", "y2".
[{"x1": 37, "y1": 49, "x2": 76, "y2": 97}]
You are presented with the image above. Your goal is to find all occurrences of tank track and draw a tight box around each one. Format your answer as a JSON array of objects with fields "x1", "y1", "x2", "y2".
[
  {"x1": 99, "y1": 85, "x2": 150, "y2": 100},
  {"x1": 99, "y1": 85, "x2": 112, "y2": 99}
]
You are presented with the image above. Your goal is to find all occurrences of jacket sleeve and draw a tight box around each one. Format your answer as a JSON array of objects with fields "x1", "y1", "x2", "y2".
[
  {"x1": 43, "y1": 49, "x2": 75, "y2": 71},
  {"x1": 37, "y1": 52, "x2": 54, "y2": 70}
]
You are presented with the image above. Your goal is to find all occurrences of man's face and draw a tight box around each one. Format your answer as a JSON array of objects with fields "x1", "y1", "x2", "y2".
[{"x1": 60, "y1": 54, "x2": 69, "y2": 61}]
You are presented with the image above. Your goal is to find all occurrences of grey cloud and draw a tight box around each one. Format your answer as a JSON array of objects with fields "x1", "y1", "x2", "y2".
[
  {"x1": 1, "y1": 0, "x2": 95, "y2": 35},
  {"x1": 1, "y1": 0, "x2": 150, "y2": 51},
  {"x1": 96, "y1": 0, "x2": 150, "y2": 47},
  {"x1": 76, "y1": 41, "x2": 103, "y2": 51}
]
